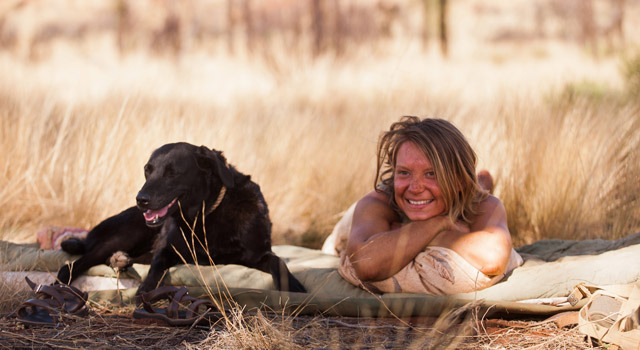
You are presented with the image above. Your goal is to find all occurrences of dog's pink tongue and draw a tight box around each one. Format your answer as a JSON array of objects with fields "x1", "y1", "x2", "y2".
[{"x1": 143, "y1": 205, "x2": 169, "y2": 221}]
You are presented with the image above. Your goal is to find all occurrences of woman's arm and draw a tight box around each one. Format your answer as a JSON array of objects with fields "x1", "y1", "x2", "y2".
[
  {"x1": 428, "y1": 195, "x2": 513, "y2": 276},
  {"x1": 346, "y1": 192, "x2": 513, "y2": 281},
  {"x1": 345, "y1": 191, "x2": 452, "y2": 281}
]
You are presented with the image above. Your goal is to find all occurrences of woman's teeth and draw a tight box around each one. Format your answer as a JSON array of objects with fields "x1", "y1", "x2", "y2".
[{"x1": 408, "y1": 199, "x2": 433, "y2": 205}]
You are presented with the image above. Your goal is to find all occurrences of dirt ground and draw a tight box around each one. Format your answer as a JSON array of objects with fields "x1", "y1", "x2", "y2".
[{"x1": 0, "y1": 307, "x2": 602, "y2": 350}]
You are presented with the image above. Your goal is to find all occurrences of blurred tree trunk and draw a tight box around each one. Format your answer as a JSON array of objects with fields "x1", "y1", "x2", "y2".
[
  {"x1": 332, "y1": 0, "x2": 343, "y2": 56},
  {"x1": 578, "y1": 0, "x2": 596, "y2": 54},
  {"x1": 421, "y1": 0, "x2": 447, "y2": 57},
  {"x1": 606, "y1": 0, "x2": 625, "y2": 49},
  {"x1": 161, "y1": 6, "x2": 181, "y2": 58},
  {"x1": 115, "y1": 0, "x2": 133, "y2": 56},
  {"x1": 311, "y1": 0, "x2": 324, "y2": 56},
  {"x1": 227, "y1": 0, "x2": 235, "y2": 54},
  {"x1": 421, "y1": 0, "x2": 431, "y2": 50},
  {"x1": 242, "y1": 0, "x2": 254, "y2": 53},
  {"x1": 438, "y1": 0, "x2": 448, "y2": 57}
]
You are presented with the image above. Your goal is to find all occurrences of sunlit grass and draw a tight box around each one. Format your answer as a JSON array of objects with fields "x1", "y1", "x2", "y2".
[
  {"x1": 0, "y1": 7, "x2": 638, "y2": 349},
  {"x1": 0, "y1": 38, "x2": 638, "y2": 247}
]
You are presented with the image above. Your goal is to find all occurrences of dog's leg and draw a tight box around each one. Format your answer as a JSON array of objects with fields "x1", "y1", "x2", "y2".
[
  {"x1": 137, "y1": 254, "x2": 176, "y2": 295},
  {"x1": 136, "y1": 217, "x2": 181, "y2": 295},
  {"x1": 57, "y1": 207, "x2": 155, "y2": 284},
  {"x1": 255, "y1": 252, "x2": 306, "y2": 293},
  {"x1": 130, "y1": 251, "x2": 154, "y2": 265},
  {"x1": 56, "y1": 252, "x2": 113, "y2": 284}
]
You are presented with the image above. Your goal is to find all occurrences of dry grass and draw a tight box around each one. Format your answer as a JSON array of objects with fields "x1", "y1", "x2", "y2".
[
  {"x1": 0, "y1": 44, "x2": 638, "y2": 246},
  {"x1": 0, "y1": 292, "x2": 602, "y2": 350},
  {"x1": 495, "y1": 96, "x2": 640, "y2": 244},
  {"x1": 0, "y1": 275, "x2": 31, "y2": 316},
  {"x1": 0, "y1": 1, "x2": 639, "y2": 348}
]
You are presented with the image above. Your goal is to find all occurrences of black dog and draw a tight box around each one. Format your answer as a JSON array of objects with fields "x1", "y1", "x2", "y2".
[{"x1": 57, "y1": 143, "x2": 306, "y2": 294}]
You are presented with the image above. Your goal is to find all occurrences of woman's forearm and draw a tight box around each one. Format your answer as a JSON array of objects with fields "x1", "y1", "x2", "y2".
[{"x1": 348, "y1": 217, "x2": 448, "y2": 281}]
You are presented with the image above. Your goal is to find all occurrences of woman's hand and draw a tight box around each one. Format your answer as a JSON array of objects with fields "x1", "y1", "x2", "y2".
[{"x1": 449, "y1": 219, "x2": 471, "y2": 235}]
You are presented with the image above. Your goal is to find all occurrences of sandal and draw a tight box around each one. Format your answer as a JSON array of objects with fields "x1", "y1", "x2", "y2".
[
  {"x1": 578, "y1": 285, "x2": 640, "y2": 349},
  {"x1": 133, "y1": 286, "x2": 221, "y2": 326},
  {"x1": 16, "y1": 277, "x2": 88, "y2": 326}
]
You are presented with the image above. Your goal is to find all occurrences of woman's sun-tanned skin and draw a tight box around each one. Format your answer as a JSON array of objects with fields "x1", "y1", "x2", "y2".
[
  {"x1": 393, "y1": 142, "x2": 445, "y2": 221},
  {"x1": 345, "y1": 141, "x2": 513, "y2": 282}
]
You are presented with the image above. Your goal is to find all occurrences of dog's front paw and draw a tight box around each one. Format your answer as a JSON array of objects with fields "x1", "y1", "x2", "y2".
[
  {"x1": 134, "y1": 287, "x2": 146, "y2": 304},
  {"x1": 108, "y1": 251, "x2": 132, "y2": 271},
  {"x1": 134, "y1": 282, "x2": 157, "y2": 304}
]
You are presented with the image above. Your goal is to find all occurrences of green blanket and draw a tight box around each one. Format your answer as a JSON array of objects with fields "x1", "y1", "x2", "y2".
[{"x1": 2, "y1": 233, "x2": 639, "y2": 317}]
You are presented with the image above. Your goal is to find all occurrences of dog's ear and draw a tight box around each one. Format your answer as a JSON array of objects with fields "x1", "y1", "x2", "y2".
[{"x1": 196, "y1": 146, "x2": 235, "y2": 189}]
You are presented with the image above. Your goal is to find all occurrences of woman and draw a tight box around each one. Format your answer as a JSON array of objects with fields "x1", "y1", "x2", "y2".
[{"x1": 338, "y1": 116, "x2": 522, "y2": 294}]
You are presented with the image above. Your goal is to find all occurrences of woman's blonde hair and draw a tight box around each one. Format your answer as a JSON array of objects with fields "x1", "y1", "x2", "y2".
[{"x1": 375, "y1": 116, "x2": 487, "y2": 224}]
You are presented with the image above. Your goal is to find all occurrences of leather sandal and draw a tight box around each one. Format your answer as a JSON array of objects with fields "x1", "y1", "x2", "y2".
[
  {"x1": 16, "y1": 277, "x2": 88, "y2": 326},
  {"x1": 133, "y1": 286, "x2": 221, "y2": 327}
]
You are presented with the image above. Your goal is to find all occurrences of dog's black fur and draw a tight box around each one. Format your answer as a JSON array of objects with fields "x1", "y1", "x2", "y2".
[{"x1": 56, "y1": 142, "x2": 306, "y2": 295}]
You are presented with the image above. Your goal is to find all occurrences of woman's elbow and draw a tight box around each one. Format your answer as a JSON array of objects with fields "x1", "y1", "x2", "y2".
[
  {"x1": 479, "y1": 259, "x2": 507, "y2": 276},
  {"x1": 478, "y1": 245, "x2": 511, "y2": 276},
  {"x1": 346, "y1": 240, "x2": 385, "y2": 282},
  {"x1": 350, "y1": 257, "x2": 381, "y2": 282}
]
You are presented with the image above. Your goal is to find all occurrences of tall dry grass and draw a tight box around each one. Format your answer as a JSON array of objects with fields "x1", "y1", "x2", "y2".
[
  {"x1": 0, "y1": 4, "x2": 638, "y2": 349},
  {"x1": 0, "y1": 37, "x2": 639, "y2": 247},
  {"x1": 497, "y1": 94, "x2": 640, "y2": 244}
]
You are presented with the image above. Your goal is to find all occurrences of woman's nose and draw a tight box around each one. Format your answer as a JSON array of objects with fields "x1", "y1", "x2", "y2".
[{"x1": 408, "y1": 177, "x2": 425, "y2": 192}]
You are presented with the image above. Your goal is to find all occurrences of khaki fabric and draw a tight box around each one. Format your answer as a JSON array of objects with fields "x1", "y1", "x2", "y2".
[
  {"x1": 321, "y1": 202, "x2": 356, "y2": 256},
  {"x1": 458, "y1": 239, "x2": 640, "y2": 301},
  {"x1": 2, "y1": 236, "x2": 640, "y2": 316},
  {"x1": 338, "y1": 247, "x2": 523, "y2": 295},
  {"x1": 87, "y1": 286, "x2": 585, "y2": 318}
]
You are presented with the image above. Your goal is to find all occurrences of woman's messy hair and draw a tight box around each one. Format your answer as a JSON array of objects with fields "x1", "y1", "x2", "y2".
[{"x1": 375, "y1": 116, "x2": 487, "y2": 224}]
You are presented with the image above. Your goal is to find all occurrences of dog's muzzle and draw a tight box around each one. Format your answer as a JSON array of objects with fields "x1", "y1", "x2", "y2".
[{"x1": 137, "y1": 193, "x2": 178, "y2": 227}]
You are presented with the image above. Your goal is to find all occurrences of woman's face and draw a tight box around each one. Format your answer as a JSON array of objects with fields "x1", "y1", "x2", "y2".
[{"x1": 393, "y1": 141, "x2": 446, "y2": 221}]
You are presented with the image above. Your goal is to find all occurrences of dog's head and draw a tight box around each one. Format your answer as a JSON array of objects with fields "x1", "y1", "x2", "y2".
[{"x1": 136, "y1": 143, "x2": 235, "y2": 227}]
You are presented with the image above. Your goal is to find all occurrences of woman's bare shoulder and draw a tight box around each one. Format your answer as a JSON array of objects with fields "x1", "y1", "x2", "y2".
[
  {"x1": 478, "y1": 194, "x2": 506, "y2": 212},
  {"x1": 358, "y1": 190, "x2": 391, "y2": 205},
  {"x1": 355, "y1": 191, "x2": 399, "y2": 219},
  {"x1": 348, "y1": 191, "x2": 399, "y2": 244},
  {"x1": 471, "y1": 194, "x2": 508, "y2": 232}
]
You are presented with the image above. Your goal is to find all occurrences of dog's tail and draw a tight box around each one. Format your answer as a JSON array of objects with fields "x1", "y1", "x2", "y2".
[{"x1": 60, "y1": 238, "x2": 86, "y2": 255}]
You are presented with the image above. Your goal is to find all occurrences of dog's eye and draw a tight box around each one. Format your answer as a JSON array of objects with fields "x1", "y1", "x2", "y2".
[{"x1": 144, "y1": 164, "x2": 153, "y2": 176}]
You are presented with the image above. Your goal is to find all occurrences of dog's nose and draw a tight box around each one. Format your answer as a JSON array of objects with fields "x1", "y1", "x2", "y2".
[{"x1": 136, "y1": 192, "x2": 151, "y2": 209}]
